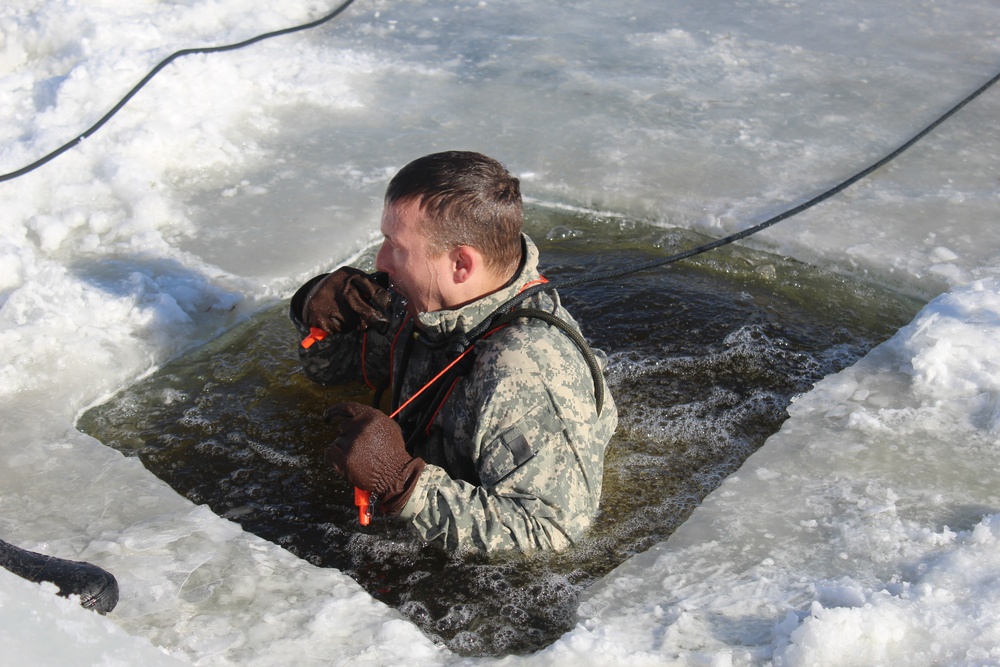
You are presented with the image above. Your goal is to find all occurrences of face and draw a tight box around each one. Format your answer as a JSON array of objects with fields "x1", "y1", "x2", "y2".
[{"x1": 375, "y1": 198, "x2": 453, "y2": 316}]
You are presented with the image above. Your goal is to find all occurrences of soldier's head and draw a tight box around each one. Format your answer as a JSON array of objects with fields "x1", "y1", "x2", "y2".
[{"x1": 376, "y1": 152, "x2": 524, "y2": 316}]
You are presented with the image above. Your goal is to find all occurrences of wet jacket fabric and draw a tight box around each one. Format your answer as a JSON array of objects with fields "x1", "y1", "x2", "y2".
[{"x1": 290, "y1": 235, "x2": 617, "y2": 553}]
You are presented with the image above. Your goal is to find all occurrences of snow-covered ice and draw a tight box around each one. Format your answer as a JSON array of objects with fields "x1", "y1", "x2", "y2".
[{"x1": 2, "y1": 0, "x2": 999, "y2": 664}]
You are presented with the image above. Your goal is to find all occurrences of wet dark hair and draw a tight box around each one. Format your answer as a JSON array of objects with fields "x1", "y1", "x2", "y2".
[{"x1": 384, "y1": 151, "x2": 523, "y2": 276}]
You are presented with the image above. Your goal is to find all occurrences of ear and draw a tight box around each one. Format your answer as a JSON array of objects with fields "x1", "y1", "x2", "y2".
[{"x1": 450, "y1": 245, "x2": 480, "y2": 284}]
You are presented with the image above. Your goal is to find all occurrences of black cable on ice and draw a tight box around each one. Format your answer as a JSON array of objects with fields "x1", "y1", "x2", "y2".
[
  {"x1": 0, "y1": 0, "x2": 358, "y2": 184},
  {"x1": 462, "y1": 66, "x2": 1000, "y2": 345}
]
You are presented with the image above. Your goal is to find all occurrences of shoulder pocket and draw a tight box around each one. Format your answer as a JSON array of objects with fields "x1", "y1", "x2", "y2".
[{"x1": 479, "y1": 423, "x2": 536, "y2": 488}]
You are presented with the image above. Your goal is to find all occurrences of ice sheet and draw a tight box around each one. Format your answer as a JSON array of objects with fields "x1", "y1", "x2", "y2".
[{"x1": 1, "y1": 0, "x2": 999, "y2": 664}]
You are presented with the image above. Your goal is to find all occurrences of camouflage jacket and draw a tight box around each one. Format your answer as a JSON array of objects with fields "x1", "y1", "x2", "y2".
[{"x1": 290, "y1": 235, "x2": 617, "y2": 553}]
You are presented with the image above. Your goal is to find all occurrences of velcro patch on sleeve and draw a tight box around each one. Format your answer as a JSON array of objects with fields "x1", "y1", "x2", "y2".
[{"x1": 480, "y1": 424, "x2": 536, "y2": 488}]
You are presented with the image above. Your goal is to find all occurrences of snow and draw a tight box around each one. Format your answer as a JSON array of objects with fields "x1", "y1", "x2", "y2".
[{"x1": 1, "y1": 0, "x2": 999, "y2": 664}]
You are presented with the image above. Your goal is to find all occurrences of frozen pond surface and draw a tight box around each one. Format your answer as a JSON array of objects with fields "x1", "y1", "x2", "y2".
[{"x1": 2, "y1": 1, "x2": 1000, "y2": 665}]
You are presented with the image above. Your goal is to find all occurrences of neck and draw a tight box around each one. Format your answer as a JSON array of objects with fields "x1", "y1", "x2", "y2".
[{"x1": 443, "y1": 265, "x2": 515, "y2": 311}]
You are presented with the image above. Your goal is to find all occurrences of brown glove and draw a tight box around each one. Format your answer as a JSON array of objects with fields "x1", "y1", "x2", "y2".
[
  {"x1": 303, "y1": 268, "x2": 391, "y2": 334},
  {"x1": 323, "y1": 402, "x2": 425, "y2": 515}
]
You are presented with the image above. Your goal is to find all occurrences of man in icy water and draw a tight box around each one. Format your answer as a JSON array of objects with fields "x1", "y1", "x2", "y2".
[{"x1": 289, "y1": 151, "x2": 617, "y2": 553}]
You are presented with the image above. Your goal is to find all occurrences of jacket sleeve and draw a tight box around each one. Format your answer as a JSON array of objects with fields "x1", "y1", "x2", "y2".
[
  {"x1": 397, "y1": 328, "x2": 615, "y2": 553},
  {"x1": 288, "y1": 274, "x2": 394, "y2": 389}
]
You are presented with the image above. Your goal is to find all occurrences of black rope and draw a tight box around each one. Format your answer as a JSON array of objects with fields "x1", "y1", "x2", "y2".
[
  {"x1": 461, "y1": 66, "x2": 1000, "y2": 347},
  {"x1": 0, "y1": 0, "x2": 359, "y2": 184}
]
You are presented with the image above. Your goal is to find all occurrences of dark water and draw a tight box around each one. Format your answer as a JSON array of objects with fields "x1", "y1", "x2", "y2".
[{"x1": 78, "y1": 206, "x2": 920, "y2": 656}]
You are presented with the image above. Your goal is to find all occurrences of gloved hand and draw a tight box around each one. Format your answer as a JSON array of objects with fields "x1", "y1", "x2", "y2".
[
  {"x1": 303, "y1": 268, "x2": 391, "y2": 334},
  {"x1": 323, "y1": 402, "x2": 425, "y2": 515}
]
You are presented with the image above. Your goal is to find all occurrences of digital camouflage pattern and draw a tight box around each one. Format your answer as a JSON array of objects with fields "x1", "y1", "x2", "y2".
[{"x1": 290, "y1": 235, "x2": 617, "y2": 553}]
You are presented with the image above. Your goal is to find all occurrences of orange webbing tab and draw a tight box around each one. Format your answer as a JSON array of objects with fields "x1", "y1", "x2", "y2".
[
  {"x1": 355, "y1": 487, "x2": 372, "y2": 526},
  {"x1": 301, "y1": 327, "x2": 328, "y2": 349},
  {"x1": 519, "y1": 275, "x2": 548, "y2": 292}
]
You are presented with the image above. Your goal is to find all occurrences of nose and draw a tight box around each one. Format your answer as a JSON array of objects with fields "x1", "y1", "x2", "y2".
[{"x1": 375, "y1": 241, "x2": 389, "y2": 274}]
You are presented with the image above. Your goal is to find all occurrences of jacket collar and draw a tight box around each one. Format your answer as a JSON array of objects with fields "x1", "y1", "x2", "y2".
[{"x1": 413, "y1": 234, "x2": 541, "y2": 343}]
